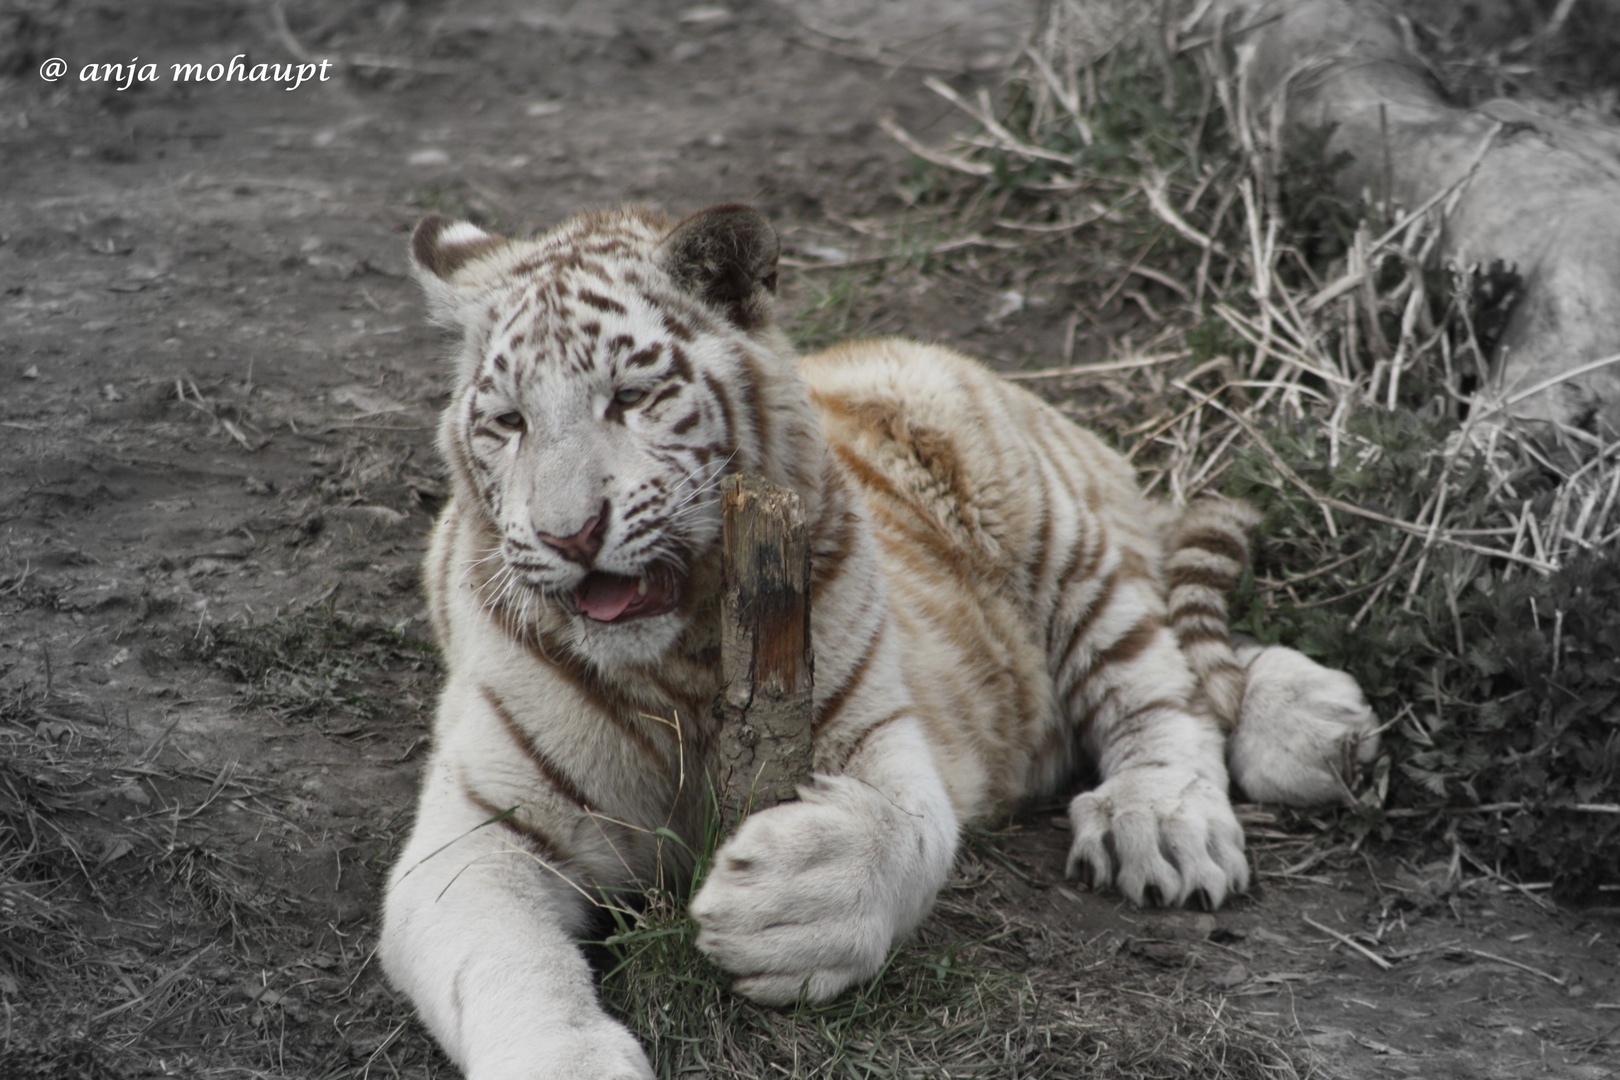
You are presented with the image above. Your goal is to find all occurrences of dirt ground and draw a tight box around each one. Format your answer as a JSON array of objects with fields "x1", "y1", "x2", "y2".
[{"x1": 1, "y1": 1, "x2": 1616, "y2": 1077}]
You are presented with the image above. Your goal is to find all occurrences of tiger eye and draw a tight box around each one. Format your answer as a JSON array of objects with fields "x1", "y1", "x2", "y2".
[
  {"x1": 614, "y1": 388, "x2": 647, "y2": 407},
  {"x1": 494, "y1": 411, "x2": 526, "y2": 431}
]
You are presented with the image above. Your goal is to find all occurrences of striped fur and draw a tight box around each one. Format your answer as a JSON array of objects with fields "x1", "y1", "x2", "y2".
[{"x1": 380, "y1": 205, "x2": 1378, "y2": 1080}]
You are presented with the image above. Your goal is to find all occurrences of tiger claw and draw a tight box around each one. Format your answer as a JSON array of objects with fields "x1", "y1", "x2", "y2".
[{"x1": 1066, "y1": 766, "x2": 1248, "y2": 912}]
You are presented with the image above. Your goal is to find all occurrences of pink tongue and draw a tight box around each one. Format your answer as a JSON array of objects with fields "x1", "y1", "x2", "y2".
[{"x1": 576, "y1": 573, "x2": 641, "y2": 622}]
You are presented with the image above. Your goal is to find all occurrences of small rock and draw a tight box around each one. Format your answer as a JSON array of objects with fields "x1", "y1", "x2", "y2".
[
  {"x1": 987, "y1": 290, "x2": 1025, "y2": 323},
  {"x1": 678, "y1": 5, "x2": 733, "y2": 26},
  {"x1": 801, "y1": 245, "x2": 849, "y2": 263}
]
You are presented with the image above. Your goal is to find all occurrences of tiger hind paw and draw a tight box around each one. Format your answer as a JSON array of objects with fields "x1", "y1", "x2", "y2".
[{"x1": 1228, "y1": 644, "x2": 1379, "y2": 806}]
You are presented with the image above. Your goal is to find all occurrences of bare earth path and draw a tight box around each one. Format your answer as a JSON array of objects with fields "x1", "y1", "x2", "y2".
[{"x1": 0, "y1": 2, "x2": 1615, "y2": 1077}]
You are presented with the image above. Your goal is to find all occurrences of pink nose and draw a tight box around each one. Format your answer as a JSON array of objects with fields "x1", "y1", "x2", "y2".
[{"x1": 537, "y1": 502, "x2": 609, "y2": 567}]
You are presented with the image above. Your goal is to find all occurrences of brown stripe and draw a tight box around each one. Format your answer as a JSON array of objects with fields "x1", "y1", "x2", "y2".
[
  {"x1": 460, "y1": 775, "x2": 575, "y2": 865},
  {"x1": 1107, "y1": 697, "x2": 1184, "y2": 742},
  {"x1": 669, "y1": 343, "x2": 695, "y2": 383},
  {"x1": 1043, "y1": 512, "x2": 1097, "y2": 634},
  {"x1": 647, "y1": 383, "x2": 683, "y2": 410},
  {"x1": 814, "y1": 619, "x2": 884, "y2": 734},
  {"x1": 833, "y1": 443, "x2": 903, "y2": 502},
  {"x1": 841, "y1": 708, "x2": 910, "y2": 766},
  {"x1": 906, "y1": 425, "x2": 973, "y2": 516},
  {"x1": 1028, "y1": 475, "x2": 1054, "y2": 596},
  {"x1": 476, "y1": 587, "x2": 669, "y2": 769},
  {"x1": 661, "y1": 311, "x2": 695, "y2": 342},
  {"x1": 1177, "y1": 527, "x2": 1249, "y2": 567},
  {"x1": 819, "y1": 393, "x2": 898, "y2": 442},
  {"x1": 1095, "y1": 616, "x2": 1164, "y2": 670},
  {"x1": 838, "y1": 449, "x2": 976, "y2": 582},
  {"x1": 578, "y1": 289, "x2": 627, "y2": 314},
  {"x1": 1174, "y1": 624, "x2": 1231, "y2": 648},
  {"x1": 1044, "y1": 532, "x2": 1090, "y2": 645},
  {"x1": 1055, "y1": 568, "x2": 1116, "y2": 676},
  {"x1": 1196, "y1": 657, "x2": 1245, "y2": 679},
  {"x1": 702, "y1": 370, "x2": 734, "y2": 448},
  {"x1": 479, "y1": 684, "x2": 591, "y2": 809},
  {"x1": 1167, "y1": 598, "x2": 1228, "y2": 624},
  {"x1": 536, "y1": 637, "x2": 665, "y2": 765},
  {"x1": 626, "y1": 343, "x2": 662, "y2": 369},
  {"x1": 738, "y1": 350, "x2": 769, "y2": 456},
  {"x1": 810, "y1": 509, "x2": 861, "y2": 601},
  {"x1": 1166, "y1": 564, "x2": 1238, "y2": 592},
  {"x1": 875, "y1": 526, "x2": 977, "y2": 599}
]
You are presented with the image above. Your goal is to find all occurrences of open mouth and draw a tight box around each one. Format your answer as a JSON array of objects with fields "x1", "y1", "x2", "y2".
[{"x1": 573, "y1": 564, "x2": 685, "y2": 623}]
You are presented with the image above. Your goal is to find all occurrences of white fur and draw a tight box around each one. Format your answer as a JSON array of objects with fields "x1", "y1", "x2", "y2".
[
  {"x1": 691, "y1": 717, "x2": 958, "y2": 1005},
  {"x1": 1227, "y1": 643, "x2": 1380, "y2": 805},
  {"x1": 381, "y1": 749, "x2": 656, "y2": 1080}
]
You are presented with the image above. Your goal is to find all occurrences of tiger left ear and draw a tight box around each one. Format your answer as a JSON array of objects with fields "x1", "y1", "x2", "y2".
[
  {"x1": 657, "y1": 204, "x2": 779, "y2": 331},
  {"x1": 409, "y1": 214, "x2": 513, "y2": 328},
  {"x1": 410, "y1": 214, "x2": 510, "y2": 282}
]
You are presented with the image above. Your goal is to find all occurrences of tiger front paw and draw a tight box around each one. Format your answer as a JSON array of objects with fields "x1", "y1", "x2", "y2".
[
  {"x1": 1066, "y1": 765, "x2": 1249, "y2": 910},
  {"x1": 1229, "y1": 645, "x2": 1379, "y2": 806},
  {"x1": 689, "y1": 775, "x2": 951, "y2": 1006}
]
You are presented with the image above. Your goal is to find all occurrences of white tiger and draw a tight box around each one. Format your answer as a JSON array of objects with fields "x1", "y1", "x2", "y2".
[{"x1": 379, "y1": 204, "x2": 1378, "y2": 1079}]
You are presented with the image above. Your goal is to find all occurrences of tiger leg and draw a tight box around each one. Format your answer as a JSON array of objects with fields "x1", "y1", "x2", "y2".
[
  {"x1": 1057, "y1": 560, "x2": 1249, "y2": 909},
  {"x1": 379, "y1": 690, "x2": 653, "y2": 1080},
  {"x1": 1228, "y1": 642, "x2": 1380, "y2": 805},
  {"x1": 1163, "y1": 498, "x2": 1379, "y2": 804},
  {"x1": 690, "y1": 708, "x2": 958, "y2": 1006}
]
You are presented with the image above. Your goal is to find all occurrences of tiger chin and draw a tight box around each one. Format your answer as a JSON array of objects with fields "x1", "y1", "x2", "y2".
[{"x1": 379, "y1": 203, "x2": 1380, "y2": 1080}]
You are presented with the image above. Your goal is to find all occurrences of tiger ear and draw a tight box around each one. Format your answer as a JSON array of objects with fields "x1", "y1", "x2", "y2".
[
  {"x1": 410, "y1": 214, "x2": 509, "y2": 282},
  {"x1": 409, "y1": 214, "x2": 513, "y2": 329},
  {"x1": 657, "y1": 204, "x2": 779, "y2": 331}
]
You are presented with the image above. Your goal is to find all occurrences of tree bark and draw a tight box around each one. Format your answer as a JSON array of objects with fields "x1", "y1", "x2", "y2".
[
  {"x1": 712, "y1": 474, "x2": 815, "y2": 825},
  {"x1": 1210, "y1": 0, "x2": 1620, "y2": 435}
]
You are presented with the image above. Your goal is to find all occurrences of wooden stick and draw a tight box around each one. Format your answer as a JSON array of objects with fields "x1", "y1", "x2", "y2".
[
  {"x1": 1302, "y1": 914, "x2": 1394, "y2": 971},
  {"x1": 1459, "y1": 948, "x2": 1566, "y2": 987},
  {"x1": 713, "y1": 474, "x2": 815, "y2": 824}
]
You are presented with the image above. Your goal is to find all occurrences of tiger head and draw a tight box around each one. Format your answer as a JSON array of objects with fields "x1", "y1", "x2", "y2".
[{"x1": 411, "y1": 204, "x2": 819, "y2": 668}]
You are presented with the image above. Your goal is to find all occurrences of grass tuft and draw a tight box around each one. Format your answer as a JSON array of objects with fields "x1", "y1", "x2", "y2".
[
  {"x1": 198, "y1": 606, "x2": 438, "y2": 723},
  {"x1": 599, "y1": 886, "x2": 1308, "y2": 1079},
  {"x1": 591, "y1": 797, "x2": 1311, "y2": 1078}
]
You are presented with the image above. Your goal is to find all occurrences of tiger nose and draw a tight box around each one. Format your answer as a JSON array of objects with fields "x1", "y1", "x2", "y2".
[{"x1": 537, "y1": 501, "x2": 610, "y2": 567}]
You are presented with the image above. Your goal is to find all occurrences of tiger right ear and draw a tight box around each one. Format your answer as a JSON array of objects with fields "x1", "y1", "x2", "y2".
[
  {"x1": 658, "y1": 204, "x2": 779, "y2": 331},
  {"x1": 410, "y1": 214, "x2": 509, "y2": 283}
]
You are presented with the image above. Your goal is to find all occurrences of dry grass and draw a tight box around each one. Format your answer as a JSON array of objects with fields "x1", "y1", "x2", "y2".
[
  {"x1": 887, "y1": 0, "x2": 1620, "y2": 574},
  {"x1": 598, "y1": 841, "x2": 1316, "y2": 1080},
  {"x1": 870, "y1": 0, "x2": 1618, "y2": 897},
  {"x1": 0, "y1": 669, "x2": 446, "y2": 1078}
]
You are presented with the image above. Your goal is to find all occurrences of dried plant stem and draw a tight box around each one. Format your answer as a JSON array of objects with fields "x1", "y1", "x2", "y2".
[{"x1": 1301, "y1": 914, "x2": 1394, "y2": 971}]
